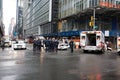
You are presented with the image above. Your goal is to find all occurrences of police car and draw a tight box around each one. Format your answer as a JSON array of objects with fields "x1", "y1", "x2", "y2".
[
  {"x1": 12, "y1": 40, "x2": 26, "y2": 50},
  {"x1": 58, "y1": 43, "x2": 70, "y2": 50}
]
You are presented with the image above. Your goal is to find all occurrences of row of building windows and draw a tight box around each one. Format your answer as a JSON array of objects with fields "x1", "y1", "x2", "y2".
[
  {"x1": 58, "y1": 0, "x2": 98, "y2": 19},
  {"x1": 60, "y1": 18, "x2": 113, "y2": 32},
  {"x1": 24, "y1": 0, "x2": 49, "y2": 24},
  {"x1": 40, "y1": 23, "x2": 51, "y2": 34},
  {"x1": 23, "y1": 0, "x2": 50, "y2": 35},
  {"x1": 58, "y1": 0, "x2": 120, "y2": 19},
  {"x1": 25, "y1": 2, "x2": 49, "y2": 26},
  {"x1": 25, "y1": 26, "x2": 38, "y2": 36}
]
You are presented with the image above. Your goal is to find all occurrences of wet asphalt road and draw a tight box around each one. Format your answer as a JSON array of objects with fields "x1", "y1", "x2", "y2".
[{"x1": 0, "y1": 47, "x2": 120, "y2": 80}]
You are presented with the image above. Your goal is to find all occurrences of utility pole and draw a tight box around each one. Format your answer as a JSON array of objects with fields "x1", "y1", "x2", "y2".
[
  {"x1": 93, "y1": 0, "x2": 96, "y2": 31},
  {"x1": 93, "y1": 8, "x2": 95, "y2": 30}
]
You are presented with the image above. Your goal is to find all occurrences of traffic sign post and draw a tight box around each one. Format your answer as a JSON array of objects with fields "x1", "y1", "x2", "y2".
[{"x1": 93, "y1": 8, "x2": 95, "y2": 30}]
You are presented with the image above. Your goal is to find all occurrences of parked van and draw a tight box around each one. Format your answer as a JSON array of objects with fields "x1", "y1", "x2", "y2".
[{"x1": 80, "y1": 31, "x2": 105, "y2": 53}]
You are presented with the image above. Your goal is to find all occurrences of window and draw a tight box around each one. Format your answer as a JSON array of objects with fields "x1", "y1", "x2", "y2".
[{"x1": 82, "y1": 36, "x2": 85, "y2": 40}]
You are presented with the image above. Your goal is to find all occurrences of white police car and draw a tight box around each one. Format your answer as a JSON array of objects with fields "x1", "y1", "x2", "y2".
[
  {"x1": 12, "y1": 40, "x2": 26, "y2": 50},
  {"x1": 58, "y1": 43, "x2": 70, "y2": 50}
]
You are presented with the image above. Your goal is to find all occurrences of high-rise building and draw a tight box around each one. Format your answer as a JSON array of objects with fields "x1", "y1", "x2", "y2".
[
  {"x1": 8, "y1": 18, "x2": 16, "y2": 39},
  {"x1": 0, "y1": 0, "x2": 4, "y2": 39},
  {"x1": 23, "y1": 0, "x2": 120, "y2": 38},
  {"x1": 23, "y1": 0, "x2": 58, "y2": 37},
  {"x1": 16, "y1": 0, "x2": 24, "y2": 38}
]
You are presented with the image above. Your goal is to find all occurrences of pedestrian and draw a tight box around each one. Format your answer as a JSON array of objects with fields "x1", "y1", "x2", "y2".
[
  {"x1": 54, "y1": 39, "x2": 59, "y2": 52},
  {"x1": 37, "y1": 38, "x2": 42, "y2": 52},
  {"x1": 69, "y1": 39, "x2": 74, "y2": 53},
  {"x1": 33, "y1": 38, "x2": 37, "y2": 51},
  {"x1": 50, "y1": 38, "x2": 55, "y2": 52},
  {"x1": 1, "y1": 37, "x2": 5, "y2": 51},
  {"x1": 44, "y1": 38, "x2": 50, "y2": 52}
]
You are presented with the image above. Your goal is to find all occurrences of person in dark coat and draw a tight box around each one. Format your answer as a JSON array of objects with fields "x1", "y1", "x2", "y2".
[
  {"x1": 33, "y1": 38, "x2": 37, "y2": 51},
  {"x1": 44, "y1": 38, "x2": 50, "y2": 52},
  {"x1": 1, "y1": 37, "x2": 5, "y2": 51},
  {"x1": 54, "y1": 39, "x2": 59, "y2": 52},
  {"x1": 69, "y1": 39, "x2": 74, "y2": 53},
  {"x1": 50, "y1": 38, "x2": 55, "y2": 52},
  {"x1": 37, "y1": 38, "x2": 42, "y2": 52}
]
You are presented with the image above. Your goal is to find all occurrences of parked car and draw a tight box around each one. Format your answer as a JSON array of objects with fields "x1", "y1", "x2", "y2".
[
  {"x1": 4, "y1": 40, "x2": 12, "y2": 47},
  {"x1": 58, "y1": 43, "x2": 70, "y2": 50},
  {"x1": 12, "y1": 40, "x2": 26, "y2": 50}
]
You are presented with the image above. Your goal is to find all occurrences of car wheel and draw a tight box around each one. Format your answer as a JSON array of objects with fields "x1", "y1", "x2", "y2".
[{"x1": 83, "y1": 50, "x2": 88, "y2": 53}]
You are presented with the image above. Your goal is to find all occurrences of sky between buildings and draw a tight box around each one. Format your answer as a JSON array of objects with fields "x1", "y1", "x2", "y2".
[{"x1": 3, "y1": 0, "x2": 16, "y2": 35}]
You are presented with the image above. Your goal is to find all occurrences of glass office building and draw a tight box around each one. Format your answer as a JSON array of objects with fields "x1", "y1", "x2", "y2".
[
  {"x1": 0, "y1": 0, "x2": 4, "y2": 39},
  {"x1": 16, "y1": 0, "x2": 24, "y2": 38},
  {"x1": 23, "y1": 0, "x2": 58, "y2": 37}
]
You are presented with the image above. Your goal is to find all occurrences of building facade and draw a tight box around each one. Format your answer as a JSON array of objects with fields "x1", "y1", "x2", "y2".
[
  {"x1": 23, "y1": 0, "x2": 58, "y2": 37},
  {"x1": 0, "y1": 0, "x2": 4, "y2": 40},
  {"x1": 58, "y1": 0, "x2": 120, "y2": 37},
  {"x1": 16, "y1": 0, "x2": 24, "y2": 38},
  {"x1": 23, "y1": 0, "x2": 120, "y2": 38},
  {"x1": 8, "y1": 18, "x2": 16, "y2": 39}
]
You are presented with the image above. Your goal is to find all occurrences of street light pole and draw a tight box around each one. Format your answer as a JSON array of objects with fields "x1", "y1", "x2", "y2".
[{"x1": 93, "y1": 7, "x2": 95, "y2": 30}]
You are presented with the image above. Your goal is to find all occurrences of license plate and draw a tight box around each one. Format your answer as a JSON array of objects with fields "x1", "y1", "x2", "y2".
[{"x1": 17, "y1": 45, "x2": 22, "y2": 48}]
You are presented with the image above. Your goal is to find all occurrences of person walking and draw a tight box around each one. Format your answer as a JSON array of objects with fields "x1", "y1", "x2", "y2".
[
  {"x1": 69, "y1": 39, "x2": 74, "y2": 53},
  {"x1": 37, "y1": 38, "x2": 42, "y2": 52},
  {"x1": 33, "y1": 38, "x2": 37, "y2": 51},
  {"x1": 44, "y1": 38, "x2": 50, "y2": 52},
  {"x1": 1, "y1": 37, "x2": 5, "y2": 51},
  {"x1": 54, "y1": 39, "x2": 59, "y2": 52}
]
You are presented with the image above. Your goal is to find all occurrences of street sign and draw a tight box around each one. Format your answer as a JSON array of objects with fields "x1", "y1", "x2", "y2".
[
  {"x1": 105, "y1": 30, "x2": 109, "y2": 36},
  {"x1": 93, "y1": 26, "x2": 98, "y2": 29},
  {"x1": 13, "y1": 32, "x2": 18, "y2": 36},
  {"x1": 91, "y1": 16, "x2": 94, "y2": 21}
]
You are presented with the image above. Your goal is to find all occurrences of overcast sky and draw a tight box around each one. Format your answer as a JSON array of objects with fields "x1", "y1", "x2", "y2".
[{"x1": 3, "y1": 0, "x2": 16, "y2": 35}]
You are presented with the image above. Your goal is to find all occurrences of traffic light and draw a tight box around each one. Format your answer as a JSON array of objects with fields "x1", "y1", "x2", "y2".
[
  {"x1": 89, "y1": 22, "x2": 92, "y2": 27},
  {"x1": 89, "y1": 16, "x2": 94, "y2": 27},
  {"x1": 89, "y1": 21, "x2": 94, "y2": 27},
  {"x1": 91, "y1": 16, "x2": 94, "y2": 21}
]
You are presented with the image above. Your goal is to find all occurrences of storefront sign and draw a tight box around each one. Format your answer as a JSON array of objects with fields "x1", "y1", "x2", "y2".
[{"x1": 99, "y1": 1, "x2": 120, "y2": 9}]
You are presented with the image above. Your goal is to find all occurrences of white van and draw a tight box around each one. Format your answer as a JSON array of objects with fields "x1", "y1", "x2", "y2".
[{"x1": 80, "y1": 31, "x2": 105, "y2": 53}]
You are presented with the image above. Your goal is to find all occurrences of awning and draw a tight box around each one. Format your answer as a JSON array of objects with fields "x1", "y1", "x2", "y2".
[
  {"x1": 42, "y1": 30, "x2": 81, "y2": 37},
  {"x1": 59, "y1": 30, "x2": 80, "y2": 37},
  {"x1": 42, "y1": 30, "x2": 120, "y2": 37}
]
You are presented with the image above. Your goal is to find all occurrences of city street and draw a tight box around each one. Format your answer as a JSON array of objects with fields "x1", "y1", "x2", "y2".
[
  {"x1": 0, "y1": 45, "x2": 120, "y2": 80},
  {"x1": 1, "y1": 0, "x2": 120, "y2": 80}
]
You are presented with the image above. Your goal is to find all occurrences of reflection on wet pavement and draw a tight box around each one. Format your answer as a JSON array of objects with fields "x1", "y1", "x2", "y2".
[
  {"x1": 0, "y1": 49, "x2": 120, "y2": 80},
  {"x1": 1, "y1": 75, "x2": 17, "y2": 80},
  {"x1": 0, "y1": 61, "x2": 16, "y2": 66}
]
